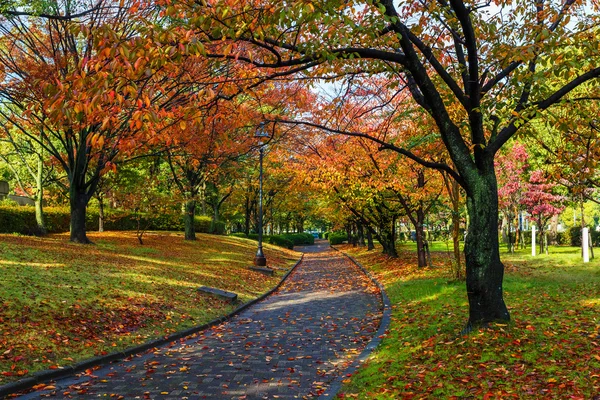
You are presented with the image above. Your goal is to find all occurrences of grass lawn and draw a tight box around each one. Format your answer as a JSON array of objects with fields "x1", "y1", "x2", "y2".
[
  {"x1": 336, "y1": 242, "x2": 600, "y2": 399},
  {"x1": 0, "y1": 231, "x2": 300, "y2": 384}
]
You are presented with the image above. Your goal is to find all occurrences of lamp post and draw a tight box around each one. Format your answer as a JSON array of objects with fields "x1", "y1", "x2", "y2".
[{"x1": 254, "y1": 122, "x2": 269, "y2": 267}]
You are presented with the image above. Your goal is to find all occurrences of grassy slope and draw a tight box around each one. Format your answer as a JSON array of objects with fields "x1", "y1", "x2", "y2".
[
  {"x1": 0, "y1": 232, "x2": 300, "y2": 383},
  {"x1": 337, "y1": 243, "x2": 599, "y2": 399}
]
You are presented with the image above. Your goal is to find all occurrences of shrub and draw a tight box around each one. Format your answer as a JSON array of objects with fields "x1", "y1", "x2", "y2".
[
  {"x1": 569, "y1": 226, "x2": 582, "y2": 247},
  {"x1": 268, "y1": 235, "x2": 294, "y2": 249},
  {"x1": 280, "y1": 233, "x2": 314, "y2": 245},
  {"x1": 328, "y1": 232, "x2": 347, "y2": 245},
  {"x1": 210, "y1": 220, "x2": 226, "y2": 235},
  {"x1": 230, "y1": 232, "x2": 248, "y2": 238},
  {"x1": 0, "y1": 206, "x2": 227, "y2": 235},
  {"x1": 194, "y1": 215, "x2": 212, "y2": 233},
  {"x1": 591, "y1": 230, "x2": 600, "y2": 247}
]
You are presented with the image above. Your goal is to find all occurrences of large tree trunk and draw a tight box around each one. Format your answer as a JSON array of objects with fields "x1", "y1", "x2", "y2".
[
  {"x1": 463, "y1": 168, "x2": 510, "y2": 331},
  {"x1": 184, "y1": 199, "x2": 196, "y2": 240},
  {"x1": 70, "y1": 189, "x2": 91, "y2": 244}
]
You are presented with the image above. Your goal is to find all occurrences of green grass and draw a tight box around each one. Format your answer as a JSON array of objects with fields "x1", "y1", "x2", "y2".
[
  {"x1": 0, "y1": 231, "x2": 300, "y2": 383},
  {"x1": 337, "y1": 243, "x2": 600, "y2": 399}
]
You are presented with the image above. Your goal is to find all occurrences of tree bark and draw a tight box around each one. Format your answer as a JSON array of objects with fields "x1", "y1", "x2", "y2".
[
  {"x1": 357, "y1": 222, "x2": 366, "y2": 246},
  {"x1": 184, "y1": 199, "x2": 196, "y2": 240},
  {"x1": 463, "y1": 168, "x2": 510, "y2": 331},
  {"x1": 366, "y1": 228, "x2": 375, "y2": 250},
  {"x1": 414, "y1": 207, "x2": 427, "y2": 268},
  {"x1": 34, "y1": 151, "x2": 47, "y2": 236},
  {"x1": 98, "y1": 194, "x2": 105, "y2": 233},
  {"x1": 379, "y1": 216, "x2": 398, "y2": 257},
  {"x1": 70, "y1": 189, "x2": 91, "y2": 244}
]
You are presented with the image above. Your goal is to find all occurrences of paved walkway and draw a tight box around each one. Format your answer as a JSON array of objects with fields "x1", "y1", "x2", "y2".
[{"x1": 18, "y1": 241, "x2": 383, "y2": 399}]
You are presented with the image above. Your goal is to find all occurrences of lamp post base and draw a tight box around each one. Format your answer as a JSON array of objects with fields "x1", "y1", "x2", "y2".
[{"x1": 254, "y1": 255, "x2": 267, "y2": 267}]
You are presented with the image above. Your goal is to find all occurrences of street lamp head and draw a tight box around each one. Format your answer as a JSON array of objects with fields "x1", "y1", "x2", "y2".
[{"x1": 255, "y1": 121, "x2": 270, "y2": 138}]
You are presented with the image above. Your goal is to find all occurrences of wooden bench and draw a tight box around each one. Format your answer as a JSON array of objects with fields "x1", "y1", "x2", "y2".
[
  {"x1": 249, "y1": 266, "x2": 275, "y2": 275},
  {"x1": 197, "y1": 286, "x2": 238, "y2": 302}
]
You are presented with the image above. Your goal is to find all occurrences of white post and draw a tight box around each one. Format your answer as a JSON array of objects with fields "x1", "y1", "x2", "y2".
[
  {"x1": 583, "y1": 227, "x2": 589, "y2": 263},
  {"x1": 531, "y1": 226, "x2": 536, "y2": 256}
]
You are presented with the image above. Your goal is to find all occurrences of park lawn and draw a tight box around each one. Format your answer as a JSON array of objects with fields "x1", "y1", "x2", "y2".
[
  {"x1": 336, "y1": 243, "x2": 600, "y2": 399},
  {"x1": 0, "y1": 231, "x2": 300, "y2": 384}
]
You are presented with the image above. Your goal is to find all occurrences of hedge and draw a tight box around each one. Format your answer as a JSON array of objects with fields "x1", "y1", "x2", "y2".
[
  {"x1": 268, "y1": 235, "x2": 294, "y2": 249},
  {"x1": 280, "y1": 233, "x2": 314, "y2": 245},
  {"x1": 229, "y1": 232, "x2": 309, "y2": 250},
  {"x1": 328, "y1": 232, "x2": 347, "y2": 245},
  {"x1": 0, "y1": 206, "x2": 224, "y2": 235}
]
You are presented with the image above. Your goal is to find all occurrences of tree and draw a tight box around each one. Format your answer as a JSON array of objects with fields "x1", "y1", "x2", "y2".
[
  {"x1": 496, "y1": 143, "x2": 529, "y2": 252},
  {"x1": 0, "y1": 0, "x2": 163, "y2": 243},
  {"x1": 171, "y1": 0, "x2": 600, "y2": 330},
  {"x1": 521, "y1": 170, "x2": 565, "y2": 254},
  {"x1": 0, "y1": 124, "x2": 55, "y2": 234}
]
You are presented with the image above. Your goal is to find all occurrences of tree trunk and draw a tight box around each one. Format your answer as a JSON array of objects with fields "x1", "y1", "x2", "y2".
[
  {"x1": 357, "y1": 222, "x2": 366, "y2": 246},
  {"x1": 70, "y1": 189, "x2": 91, "y2": 244},
  {"x1": 463, "y1": 168, "x2": 510, "y2": 331},
  {"x1": 414, "y1": 208, "x2": 427, "y2": 268},
  {"x1": 98, "y1": 194, "x2": 105, "y2": 233},
  {"x1": 379, "y1": 217, "x2": 398, "y2": 258},
  {"x1": 211, "y1": 202, "x2": 220, "y2": 234},
  {"x1": 366, "y1": 228, "x2": 375, "y2": 251},
  {"x1": 184, "y1": 199, "x2": 196, "y2": 240},
  {"x1": 34, "y1": 153, "x2": 47, "y2": 236},
  {"x1": 451, "y1": 203, "x2": 462, "y2": 280}
]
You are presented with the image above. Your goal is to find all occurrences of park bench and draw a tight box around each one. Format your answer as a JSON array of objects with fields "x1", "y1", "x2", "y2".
[
  {"x1": 249, "y1": 266, "x2": 275, "y2": 275},
  {"x1": 197, "y1": 286, "x2": 238, "y2": 302}
]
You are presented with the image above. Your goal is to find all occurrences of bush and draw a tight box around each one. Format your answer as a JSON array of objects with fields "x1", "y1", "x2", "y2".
[
  {"x1": 592, "y1": 230, "x2": 600, "y2": 247},
  {"x1": 268, "y1": 235, "x2": 294, "y2": 249},
  {"x1": 328, "y1": 232, "x2": 347, "y2": 245},
  {"x1": 0, "y1": 206, "x2": 227, "y2": 235},
  {"x1": 194, "y1": 215, "x2": 212, "y2": 233},
  {"x1": 569, "y1": 226, "x2": 582, "y2": 247},
  {"x1": 230, "y1": 232, "x2": 247, "y2": 238},
  {"x1": 280, "y1": 233, "x2": 314, "y2": 245},
  {"x1": 210, "y1": 220, "x2": 226, "y2": 235}
]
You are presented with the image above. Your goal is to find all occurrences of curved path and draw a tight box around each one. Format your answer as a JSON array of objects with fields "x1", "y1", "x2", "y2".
[{"x1": 18, "y1": 241, "x2": 382, "y2": 399}]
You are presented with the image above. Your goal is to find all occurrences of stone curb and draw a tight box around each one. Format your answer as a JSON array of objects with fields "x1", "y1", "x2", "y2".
[
  {"x1": 0, "y1": 254, "x2": 305, "y2": 399},
  {"x1": 319, "y1": 246, "x2": 392, "y2": 399}
]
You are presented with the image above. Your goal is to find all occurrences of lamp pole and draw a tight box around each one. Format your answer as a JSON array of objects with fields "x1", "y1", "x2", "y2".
[{"x1": 254, "y1": 123, "x2": 268, "y2": 267}]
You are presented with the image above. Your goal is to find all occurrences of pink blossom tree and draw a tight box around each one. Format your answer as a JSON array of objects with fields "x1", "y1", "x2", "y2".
[
  {"x1": 521, "y1": 171, "x2": 565, "y2": 255},
  {"x1": 496, "y1": 144, "x2": 529, "y2": 253}
]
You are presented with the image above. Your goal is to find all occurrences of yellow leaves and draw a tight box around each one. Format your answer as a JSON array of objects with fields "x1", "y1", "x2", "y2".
[
  {"x1": 88, "y1": 133, "x2": 105, "y2": 149},
  {"x1": 222, "y1": 43, "x2": 233, "y2": 57}
]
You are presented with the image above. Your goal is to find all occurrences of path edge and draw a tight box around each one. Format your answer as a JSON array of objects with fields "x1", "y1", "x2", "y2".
[
  {"x1": 0, "y1": 254, "x2": 305, "y2": 399},
  {"x1": 319, "y1": 246, "x2": 392, "y2": 399}
]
